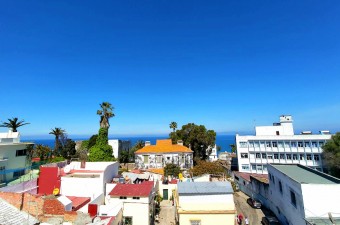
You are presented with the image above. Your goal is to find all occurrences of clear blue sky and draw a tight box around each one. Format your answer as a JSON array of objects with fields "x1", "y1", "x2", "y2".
[{"x1": 0, "y1": 1, "x2": 339, "y2": 138}]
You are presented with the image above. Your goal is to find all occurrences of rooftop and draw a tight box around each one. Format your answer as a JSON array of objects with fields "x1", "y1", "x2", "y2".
[
  {"x1": 270, "y1": 164, "x2": 340, "y2": 184},
  {"x1": 234, "y1": 171, "x2": 269, "y2": 184},
  {"x1": 109, "y1": 181, "x2": 154, "y2": 197},
  {"x1": 177, "y1": 181, "x2": 233, "y2": 195},
  {"x1": 0, "y1": 198, "x2": 39, "y2": 225},
  {"x1": 135, "y1": 139, "x2": 193, "y2": 154}
]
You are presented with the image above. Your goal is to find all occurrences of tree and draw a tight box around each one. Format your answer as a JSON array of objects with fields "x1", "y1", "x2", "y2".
[
  {"x1": 164, "y1": 163, "x2": 181, "y2": 177},
  {"x1": 119, "y1": 150, "x2": 130, "y2": 170},
  {"x1": 60, "y1": 139, "x2": 77, "y2": 159},
  {"x1": 169, "y1": 121, "x2": 177, "y2": 132},
  {"x1": 230, "y1": 144, "x2": 237, "y2": 153},
  {"x1": 35, "y1": 144, "x2": 52, "y2": 161},
  {"x1": 97, "y1": 102, "x2": 114, "y2": 129},
  {"x1": 129, "y1": 140, "x2": 145, "y2": 162},
  {"x1": 189, "y1": 160, "x2": 226, "y2": 177},
  {"x1": 49, "y1": 127, "x2": 66, "y2": 153},
  {"x1": 88, "y1": 128, "x2": 113, "y2": 162},
  {"x1": 170, "y1": 123, "x2": 216, "y2": 161},
  {"x1": 0, "y1": 117, "x2": 30, "y2": 132},
  {"x1": 322, "y1": 132, "x2": 340, "y2": 178}
]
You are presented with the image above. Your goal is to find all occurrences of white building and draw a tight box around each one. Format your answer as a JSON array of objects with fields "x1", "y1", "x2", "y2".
[
  {"x1": 176, "y1": 182, "x2": 236, "y2": 225},
  {"x1": 207, "y1": 144, "x2": 218, "y2": 162},
  {"x1": 108, "y1": 139, "x2": 131, "y2": 159},
  {"x1": 0, "y1": 129, "x2": 33, "y2": 184},
  {"x1": 135, "y1": 139, "x2": 193, "y2": 170},
  {"x1": 236, "y1": 115, "x2": 331, "y2": 174},
  {"x1": 267, "y1": 164, "x2": 340, "y2": 225},
  {"x1": 106, "y1": 181, "x2": 155, "y2": 225}
]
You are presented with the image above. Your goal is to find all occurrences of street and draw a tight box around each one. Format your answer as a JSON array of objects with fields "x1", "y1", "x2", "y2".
[{"x1": 157, "y1": 200, "x2": 176, "y2": 225}]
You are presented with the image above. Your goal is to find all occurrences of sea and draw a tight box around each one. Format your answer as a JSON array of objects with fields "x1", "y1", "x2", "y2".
[{"x1": 22, "y1": 134, "x2": 235, "y2": 154}]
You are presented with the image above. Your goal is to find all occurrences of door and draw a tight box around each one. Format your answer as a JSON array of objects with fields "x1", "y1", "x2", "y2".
[{"x1": 163, "y1": 189, "x2": 168, "y2": 200}]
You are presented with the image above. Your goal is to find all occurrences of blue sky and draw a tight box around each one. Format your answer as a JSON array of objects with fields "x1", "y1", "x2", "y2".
[{"x1": 0, "y1": 1, "x2": 339, "y2": 138}]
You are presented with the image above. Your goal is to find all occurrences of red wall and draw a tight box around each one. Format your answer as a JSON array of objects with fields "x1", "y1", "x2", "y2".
[{"x1": 38, "y1": 167, "x2": 61, "y2": 195}]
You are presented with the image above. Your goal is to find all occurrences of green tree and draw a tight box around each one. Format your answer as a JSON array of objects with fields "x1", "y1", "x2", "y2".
[
  {"x1": 189, "y1": 160, "x2": 226, "y2": 177},
  {"x1": 0, "y1": 117, "x2": 30, "y2": 132},
  {"x1": 88, "y1": 128, "x2": 113, "y2": 161},
  {"x1": 169, "y1": 121, "x2": 177, "y2": 132},
  {"x1": 97, "y1": 102, "x2": 115, "y2": 129},
  {"x1": 230, "y1": 144, "x2": 237, "y2": 153},
  {"x1": 60, "y1": 139, "x2": 77, "y2": 159},
  {"x1": 49, "y1": 127, "x2": 66, "y2": 153},
  {"x1": 322, "y1": 132, "x2": 340, "y2": 178},
  {"x1": 35, "y1": 144, "x2": 52, "y2": 161},
  {"x1": 164, "y1": 163, "x2": 181, "y2": 177},
  {"x1": 170, "y1": 123, "x2": 216, "y2": 161},
  {"x1": 119, "y1": 150, "x2": 130, "y2": 170}
]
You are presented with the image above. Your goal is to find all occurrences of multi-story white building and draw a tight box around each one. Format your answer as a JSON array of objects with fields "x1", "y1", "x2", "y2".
[
  {"x1": 0, "y1": 129, "x2": 33, "y2": 184},
  {"x1": 267, "y1": 164, "x2": 340, "y2": 225},
  {"x1": 108, "y1": 139, "x2": 131, "y2": 159},
  {"x1": 236, "y1": 115, "x2": 331, "y2": 174}
]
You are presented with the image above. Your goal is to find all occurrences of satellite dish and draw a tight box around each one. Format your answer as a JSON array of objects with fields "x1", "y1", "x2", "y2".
[
  {"x1": 93, "y1": 217, "x2": 101, "y2": 223},
  {"x1": 64, "y1": 165, "x2": 71, "y2": 174},
  {"x1": 53, "y1": 188, "x2": 60, "y2": 196}
]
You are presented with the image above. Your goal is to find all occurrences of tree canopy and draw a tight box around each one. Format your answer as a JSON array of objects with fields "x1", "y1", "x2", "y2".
[
  {"x1": 88, "y1": 128, "x2": 113, "y2": 162},
  {"x1": 97, "y1": 102, "x2": 114, "y2": 129},
  {"x1": 170, "y1": 123, "x2": 216, "y2": 161},
  {"x1": 189, "y1": 160, "x2": 226, "y2": 177},
  {"x1": 322, "y1": 132, "x2": 340, "y2": 178},
  {"x1": 0, "y1": 117, "x2": 30, "y2": 132},
  {"x1": 169, "y1": 121, "x2": 177, "y2": 132},
  {"x1": 164, "y1": 163, "x2": 181, "y2": 177},
  {"x1": 49, "y1": 127, "x2": 66, "y2": 152}
]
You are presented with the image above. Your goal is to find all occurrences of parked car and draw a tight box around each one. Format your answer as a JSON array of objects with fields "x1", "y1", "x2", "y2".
[
  {"x1": 261, "y1": 216, "x2": 281, "y2": 225},
  {"x1": 246, "y1": 197, "x2": 262, "y2": 209}
]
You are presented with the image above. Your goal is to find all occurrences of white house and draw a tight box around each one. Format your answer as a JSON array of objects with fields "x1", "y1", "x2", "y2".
[
  {"x1": 207, "y1": 144, "x2": 218, "y2": 162},
  {"x1": 176, "y1": 181, "x2": 236, "y2": 225},
  {"x1": 267, "y1": 164, "x2": 340, "y2": 225},
  {"x1": 135, "y1": 139, "x2": 193, "y2": 170},
  {"x1": 236, "y1": 115, "x2": 331, "y2": 174},
  {"x1": 0, "y1": 129, "x2": 34, "y2": 184},
  {"x1": 106, "y1": 181, "x2": 155, "y2": 225},
  {"x1": 108, "y1": 139, "x2": 131, "y2": 159}
]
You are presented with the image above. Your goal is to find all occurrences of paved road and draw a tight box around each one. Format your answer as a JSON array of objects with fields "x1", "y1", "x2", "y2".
[
  {"x1": 234, "y1": 191, "x2": 265, "y2": 225},
  {"x1": 157, "y1": 200, "x2": 176, "y2": 225}
]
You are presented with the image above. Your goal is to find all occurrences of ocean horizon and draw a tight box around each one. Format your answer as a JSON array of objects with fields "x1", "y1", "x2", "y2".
[{"x1": 22, "y1": 134, "x2": 235, "y2": 154}]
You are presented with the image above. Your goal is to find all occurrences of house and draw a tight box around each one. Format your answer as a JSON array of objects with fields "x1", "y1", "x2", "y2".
[
  {"x1": 267, "y1": 164, "x2": 340, "y2": 225},
  {"x1": 176, "y1": 181, "x2": 236, "y2": 225},
  {"x1": 106, "y1": 181, "x2": 155, "y2": 225},
  {"x1": 0, "y1": 129, "x2": 34, "y2": 184},
  {"x1": 135, "y1": 139, "x2": 193, "y2": 170},
  {"x1": 108, "y1": 139, "x2": 131, "y2": 159},
  {"x1": 236, "y1": 115, "x2": 331, "y2": 174}
]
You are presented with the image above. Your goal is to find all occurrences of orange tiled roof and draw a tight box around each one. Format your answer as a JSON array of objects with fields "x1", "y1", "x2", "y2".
[
  {"x1": 135, "y1": 139, "x2": 193, "y2": 154},
  {"x1": 147, "y1": 168, "x2": 164, "y2": 175}
]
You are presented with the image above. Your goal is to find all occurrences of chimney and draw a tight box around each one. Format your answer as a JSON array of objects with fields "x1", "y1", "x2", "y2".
[
  {"x1": 145, "y1": 141, "x2": 151, "y2": 146},
  {"x1": 177, "y1": 140, "x2": 183, "y2": 146}
]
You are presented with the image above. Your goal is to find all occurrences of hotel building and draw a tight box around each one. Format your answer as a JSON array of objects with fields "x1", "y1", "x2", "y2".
[{"x1": 236, "y1": 115, "x2": 331, "y2": 174}]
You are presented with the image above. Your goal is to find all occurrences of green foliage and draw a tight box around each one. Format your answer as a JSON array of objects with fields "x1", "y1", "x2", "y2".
[
  {"x1": 230, "y1": 144, "x2": 237, "y2": 153},
  {"x1": 164, "y1": 163, "x2": 181, "y2": 177},
  {"x1": 129, "y1": 140, "x2": 145, "y2": 162},
  {"x1": 49, "y1": 156, "x2": 65, "y2": 163},
  {"x1": 119, "y1": 151, "x2": 130, "y2": 165},
  {"x1": 97, "y1": 102, "x2": 115, "y2": 129},
  {"x1": 88, "y1": 134, "x2": 98, "y2": 149},
  {"x1": 169, "y1": 121, "x2": 177, "y2": 132},
  {"x1": 88, "y1": 128, "x2": 113, "y2": 162},
  {"x1": 35, "y1": 144, "x2": 52, "y2": 161},
  {"x1": 170, "y1": 123, "x2": 216, "y2": 160},
  {"x1": 0, "y1": 117, "x2": 30, "y2": 132},
  {"x1": 189, "y1": 160, "x2": 225, "y2": 177},
  {"x1": 60, "y1": 139, "x2": 76, "y2": 159},
  {"x1": 322, "y1": 132, "x2": 340, "y2": 178},
  {"x1": 49, "y1": 127, "x2": 66, "y2": 152},
  {"x1": 80, "y1": 140, "x2": 89, "y2": 150}
]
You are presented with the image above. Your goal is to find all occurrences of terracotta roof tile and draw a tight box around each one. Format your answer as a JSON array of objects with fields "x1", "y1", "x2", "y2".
[
  {"x1": 135, "y1": 139, "x2": 193, "y2": 154},
  {"x1": 147, "y1": 168, "x2": 164, "y2": 175}
]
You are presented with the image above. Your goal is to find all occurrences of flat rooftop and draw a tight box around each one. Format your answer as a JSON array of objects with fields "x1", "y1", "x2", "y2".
[
  {"x1": 178, "y1": 181, "x2": 233, "y2": 195},
  {"x1": 271, "y1": 164, "x2": 340, "y2": 184}
]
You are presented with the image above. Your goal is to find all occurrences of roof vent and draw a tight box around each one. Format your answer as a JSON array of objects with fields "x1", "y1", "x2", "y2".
[
  {"x1": 145, "y1": 141, "x2": 151, "y2": 146},
  {"x1": 177, "y1": 140, "x2": 183, "y2": 146},
  {"x1": 319, "y1": 130, "x2": 330, "y2": 134},
  {"x1": 301, "y1": 131, "x2": 312, "y2": 135}
]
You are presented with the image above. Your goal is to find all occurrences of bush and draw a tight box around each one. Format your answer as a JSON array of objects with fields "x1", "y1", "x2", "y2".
[{"x1": 88, "y1": 128, "x2": 113, "y2": 162}]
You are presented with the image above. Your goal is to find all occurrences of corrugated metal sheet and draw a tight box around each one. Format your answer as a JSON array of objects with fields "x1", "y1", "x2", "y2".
[
  {"x1": 0, "y1": 199, "x2": 39, "y2": 225},
  {"x1": 178, "y1": 181, "x2": 233, "y2": 195}
]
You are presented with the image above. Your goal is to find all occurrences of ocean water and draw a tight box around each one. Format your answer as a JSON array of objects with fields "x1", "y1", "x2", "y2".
[{"x1": 23, "y1": 134, "x2": 235, "y2": 154}]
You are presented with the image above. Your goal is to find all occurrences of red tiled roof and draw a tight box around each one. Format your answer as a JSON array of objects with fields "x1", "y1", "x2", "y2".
[
  {"x1": 135, "y1": 139, "x2": 193, "y2": 154},
  {"x1": 234, "y1": 171, "x2": 268, "y2": 184},
  {"x1": 66, "y1": 196, "x2": 91, "y2": 211},
  {"x1": 109, "y1": 181, "x2": 154, "y2": 197},
  {"x1": 169, "y1": 179, "x2": 178, "y2": 184}
]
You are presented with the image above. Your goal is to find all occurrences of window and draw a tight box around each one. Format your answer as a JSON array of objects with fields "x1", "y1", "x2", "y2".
[
  {"x1": 16, "y1": 149, "x2": 27, "y2": 157},
  {"x1": 272, "y1": 142, "x2": 277, "y2": 147},
  {"x1": 274, "y1": 154, "x2": 279, "y2": 159},
  {"x1": 242, "y1": 164, "x2": 249, "y2": 170},
  {"x1": 132, "y1": 197, "x2": 140, "y2": 200},
  {"x1": 262, "y1": 153, "x2": 266, "y2": 159},
  {"x1": 156, "y1": 155, "x2": 162, "y2": 163},
  {"x1": 143, "y1": 155, "x2": 149, "y2": 163},
  {"x1": 279, "y1": 154, "x2": 285, "y2": 159},
  {"x1": 190, "y1": 220, "x2": 201, "y2": 225},
  {"x1": 312, "y1": 142, "x2": 317, "y2": 147},
  {"x1": 263, "y1": 165, "x2": 267, "y2": 171},
  {"x1": 293, "y1": 154, "x2": 298, "y2": 160},
  {"x1": 239, "y1": 142, "x2": 247, "y2": 148},
  {"x1": 249, "y1": 142, "x2": 254, "y2": 147},
  {"x1": 279, "y1": 181, "x2": 283, "y2": 194},
  {"x1": 304, "y1": 142, "x2": 310, "y2": 147},
  {"x1": 286, "y1": 154, "x2": 292, "y2": 160},
  {"x1": 314, "y1": 155, "x2": 320, "y2": 161},
  {"x1": 256, "y1": 153, "x2": 261, "y2": 159},
  {"x1": 300, "y1": 154, "x2": 305, "y2": 160},
  {"x1": 257, "y1": 165, "x2": 263, "y2": 171},
  {"x1": 278, "y1": 142, "x2": 283, "y2": 147},
  {"x1": 319, "y1": 142, "x2": 325, "y2": 147},
  {"x1": 284, "y1": 142, "x2": 290, "y2": 147},
  {"x1": 13, "y1": 169, "x2": 25, "y2": 178},
  {"x1": 276, "y1": 131, "x2": 280, "y2": 135},
  {"x1": 119, "y1": 196, "x2": 127, "y2": 199},
  {"x1": 254, "y1": 142, "x2": 259, "y2": 147},
  {"x1": 266, "y1": 142, "x2": 272, "y2": 147},
  {"x1": 260, "y1": 142, "x2": 265, "y2": 147},
  {"x1": 124, "y1": 216, "x2": 133, "y2": 225},
  {"x1": 267, "y1": 154, "x2": 273, "y2": 159},
  {"x1": 298, "y1": 142, "x2": 303, "y2": 147},
  {"x1": 290, "y1": 190, "x2": 297, "y2": 207},
  {"x1": 241, "y1": 153, "x2": 248, "y2": 158},
  {"x1": 251, "y1": 164, "x2": 256, "y2": 170},
  {"x1": 307, "y1": 154, "x2": 312, "y2": 160}
]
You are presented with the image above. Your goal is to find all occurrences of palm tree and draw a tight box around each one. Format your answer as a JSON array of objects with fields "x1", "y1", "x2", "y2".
[
  {"x1": 0, "y1": 117, "x2": 30, "y2": 132},
  {"x1": 49, "y1": 127, "x2": 66, "y2": 152},
  {"x1": 97, "y1": 102, "x2": 115, "y2": 129},
  {"x1": 169, "y1": 121, "x2": 177, "y2": 132}
]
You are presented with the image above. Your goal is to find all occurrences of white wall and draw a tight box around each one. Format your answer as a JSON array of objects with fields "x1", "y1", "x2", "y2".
[
  {"x1": 108, "y1": 140, "x2": 119, "y2": 158},
  {"x1": 179, "y1": 194, "x2": 235, "y2": 211},
  {"x1": 61, "y1": 176, "x2": 103, "y2": 198}
]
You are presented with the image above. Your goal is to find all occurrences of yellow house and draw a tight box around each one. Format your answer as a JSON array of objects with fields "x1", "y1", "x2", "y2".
[{"x1": 176, "y1": 181, "x2": 236, "y2": 225}]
